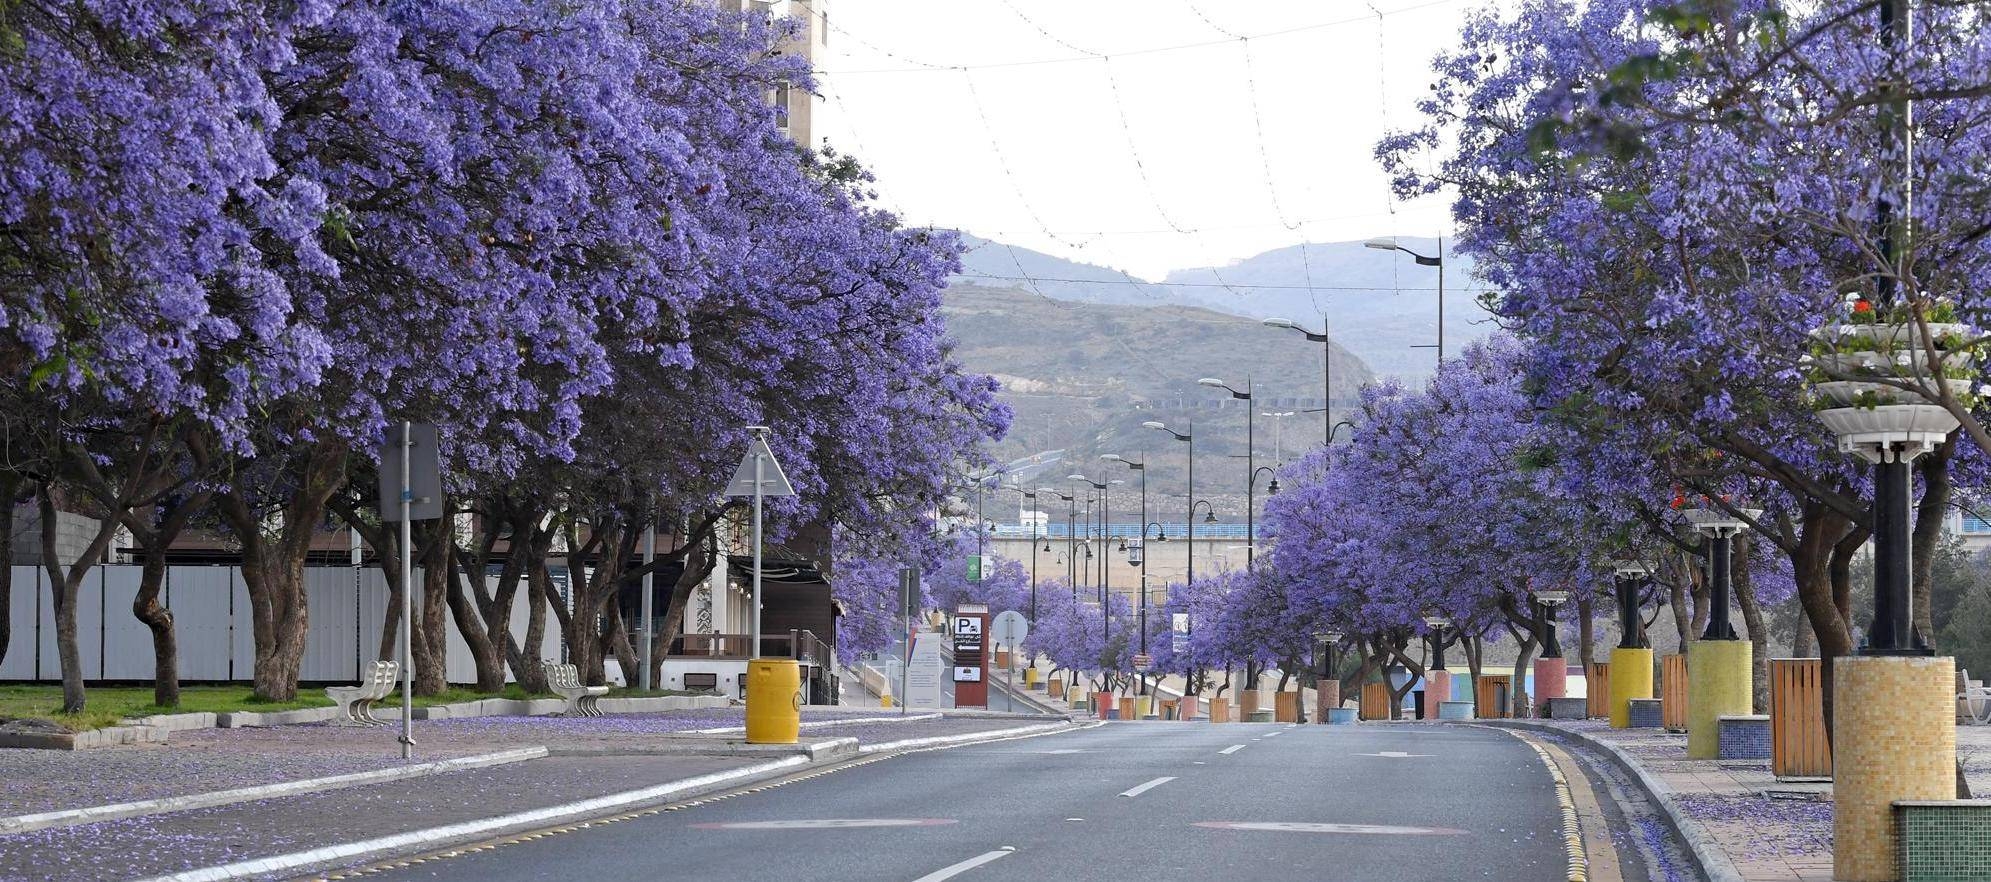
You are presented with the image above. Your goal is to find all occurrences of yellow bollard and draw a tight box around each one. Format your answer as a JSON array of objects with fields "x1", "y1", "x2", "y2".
[
  {"x1": 1608, "y1": 647, "x2": 1655, "y2": 729},
  {"x1": 1685, "y1": 640, "x2": 1751, "y2": 758},
  {"x1": 745, "y1": 658, "x2": 801, "y2": 744},
  {"x1": 1024, "y1": 667, "x2": 1040, "y2": 687}
]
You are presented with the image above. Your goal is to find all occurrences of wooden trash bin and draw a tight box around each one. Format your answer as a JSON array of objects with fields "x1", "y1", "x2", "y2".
[
  {"x1": 1662, "y1": 654, "x2": 1689, "y2": 730},
  {"x1": 1475, "y1": 674, "x2": 1514, "y2": 719},
  {"x1": 1118, "y1": 695, "x2": 1137, "y2": 721},
  {"x1": 1586, "y1": 662, "x2": 1611, "y2": 719},
  {"x1": 1274, "y1": 691, "x2": 1300, "y2": 723},
  {"x1": 1209, "y1": 700, "x2": 1231, "y2": 723},
  {"x1": 1770, "y1": 658, "x2": 1831, "y2": 779},
  {"x1": 1160, "y1": 699, "x2": 1178, "y2": 720},
  {"x1": 1048, "y1": 678, "x2": 1066, "y2": 700},
  {"x1": 1360, "y1": 682, "x2": 1391, "y2": 720}
]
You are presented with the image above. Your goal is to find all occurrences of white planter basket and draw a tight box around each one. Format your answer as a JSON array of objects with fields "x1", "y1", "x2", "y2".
[
  {"x1": 1821, "y1": 322, "x2": 1973, "y2": 348},
  {"x1": 1815, "y1": 404, "x2": 1961, "y2": 460},
  {"x1": 1813, "y1": 350, "x2": 1973, "y2": 377},
  {"x1": 1813, "y1": 379, "x2": 1973, "y2": 408}
]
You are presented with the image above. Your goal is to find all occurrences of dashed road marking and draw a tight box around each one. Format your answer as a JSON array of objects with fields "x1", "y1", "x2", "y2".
[
  {"x1": 910, "y1": 847, "x2": 1016, "y2": 882},
  {"x1": 1218, "y1": 744, "x2": 1246, "y2": 755},
  {"x1": 1118, "y1": 777, "x2": 1178, "y2": 798},
  {"x1": 692, "y1": 818, "x2": 956, "y2": 830},
  {"x1": 1193, "y1": 821, "x2": 1466, "y2": 835}
]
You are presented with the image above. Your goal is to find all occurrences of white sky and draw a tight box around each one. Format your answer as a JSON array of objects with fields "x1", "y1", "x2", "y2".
[{"x1": 812, "y1": 0, "x2": 1479, "y2": 280}]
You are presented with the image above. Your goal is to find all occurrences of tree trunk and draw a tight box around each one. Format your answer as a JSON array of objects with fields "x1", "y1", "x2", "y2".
[
  {"x1": 1667, "y1": 555, "x2": 1693, "y2": 647},
  {"x1": 1911, "y1": 440, "x2": 1951, "y2": 645},
  {"x1": 516, "y1": 554, "x2": 554, "y2": 693},
  {"x1": 448, "y1": 558, "x2": 504, "y2": 693},
  {"x1": 216, "y1": 440, "x2": 347, "y2": 702},
  {"x1": 38, "y1": 485, "x2": 121, "y2": 715},
  {"x1": 1576, "y1": 595, "x2": 1596, "y2": 668}
]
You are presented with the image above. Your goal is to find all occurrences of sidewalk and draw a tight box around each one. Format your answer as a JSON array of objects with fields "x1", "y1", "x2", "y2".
[
  {"x1": 0, "y1": 709, "x2": 1072, "y2": 882},
  {"x1": 1503, "y1": 718, "x2": 1991, "y2": 882}
]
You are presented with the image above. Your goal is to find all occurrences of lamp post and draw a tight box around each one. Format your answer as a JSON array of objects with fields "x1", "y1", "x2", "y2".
[
  {"x1": 1143, "y1": 420, "x2": 1194, "y2": 584},
  {"x1": 1364, "y1": 236, "x2": 1445, "y2": 366},
  {"x1": 1264, "y1": 317, "x2": 1336, "y2": 445},
  {"x1": 1070, "y1": 474, "x2": 1112, "y2": 643},
  {"x1": 1532, "y1": 589, "x2": 1570, "y2": 716},
  {"x1": 1679, "y1": 505, "x2": 1761, "y2": 758},
  {"x1": 1608, "y1": 558, "x2": 1655, "y2": 728},
  {"x1": 1103, "y1": 453, "x2": 1151, "y2": 713},
  {"x1": 1314, "y1": 629, "x2": 1344, "y2": 724},
  {"x1": 1039, "y1": 487, "x2": 1077, "y2": 597},
  {"x1": 1198, "y1": 377, "x2": 1253, "y2": 565},
  {"x1": 1417, "y1": 614, "x2": 1453, "y2": 719}
]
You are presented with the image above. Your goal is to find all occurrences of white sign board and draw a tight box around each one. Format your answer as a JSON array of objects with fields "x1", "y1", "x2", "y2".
[
  {"x1": 953, "y1": 666, "x2": 982, "y2": 682},
  {"x1": 905, "y1": 631, "x2": 946, "y2": 709}
]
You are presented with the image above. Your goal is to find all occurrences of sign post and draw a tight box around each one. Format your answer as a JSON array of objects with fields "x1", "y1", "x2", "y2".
[
  {"x1": 952, "y1": 604, "x2": 989, "y2": 708},
  {"x1": 725, "y1": 428, "x2": 797, "y2": 744},
  {"x1": 378, "y1": 422, "x2": 442, "y2": 760},
  {"x1": 991, "y1": 610, "x2": 1030, "y2": 714}
]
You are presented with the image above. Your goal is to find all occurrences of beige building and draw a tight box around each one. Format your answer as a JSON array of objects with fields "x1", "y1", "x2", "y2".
[{"x1": 716, "y1": 0, "x2": 828, "y2": 146}]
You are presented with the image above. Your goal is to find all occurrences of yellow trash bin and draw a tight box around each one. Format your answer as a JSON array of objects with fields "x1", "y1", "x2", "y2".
[{"x1": 746, "y1": 658, "x2": 801, "y2": 744}]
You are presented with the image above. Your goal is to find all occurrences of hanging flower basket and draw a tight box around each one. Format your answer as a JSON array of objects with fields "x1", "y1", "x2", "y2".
[{"x1": 1816, "y1": 321, "x2": 1973, "y2": 349}]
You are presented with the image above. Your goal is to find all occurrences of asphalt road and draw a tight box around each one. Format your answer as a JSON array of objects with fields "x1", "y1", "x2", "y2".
[{"x1": 355, "y1": 721, "x2": 1582, "y2": 882}]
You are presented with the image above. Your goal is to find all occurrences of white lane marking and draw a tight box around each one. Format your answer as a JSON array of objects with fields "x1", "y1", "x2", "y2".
[
  {"x1": 1194, "y1": 821, "x2": 1466, "y2": 835},
  {"x1": 1353, "y1": 751, "x2": 1431, "y2": 758},
  {"x1": 693, "y1": 818, "x2": 955, "y2": 830},
  {"x1": 1218, "y1": 744, "x2": 1246, "y2": 755},
  {"x1": 1192, "y1": 761, "x2": 1207, "y2": 765},
  {"x1": 1118, "y1": 776, "x2": 1178, "y2": 798},
  {"x1": 1263, "y1": 732, "x2": 1281, "y2": 738},
  {"x1": 911, "y1": 848, "x2": 1016, "y2": 882}
]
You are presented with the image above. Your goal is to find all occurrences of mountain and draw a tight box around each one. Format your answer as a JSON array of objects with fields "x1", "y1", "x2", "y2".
[
  {"x1": 952, "y1": 234, "x2": 1493, "y2": 383},
  {"x1": 941, "y1": 283, "x2": 1373, "y2": 521}
]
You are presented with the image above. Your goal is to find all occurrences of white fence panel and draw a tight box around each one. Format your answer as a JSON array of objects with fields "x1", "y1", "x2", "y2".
[
  {"x1": 100, "y1": 568, "x2": 155, "y2": 680},
  {"x1": 0, "y1": 567, "x2": 42, "y2": 679},
  {"x1": 303, "y1": 568, "x2": 362, "y2": 682},
  {"x1": 70, "y1": 570, "x2": 104, "y2": 680},
  {"x1": 34, "y1": 568, "x2": 56, "y2": 681},
  {"x1": 356, "y1": 567, "x2": 389, "y2": 665},
  {"x1": 167, "y1": 567, "x2": 237, "y2": 680},
  {"x1": 230, "y1": 573, "x2": 256, "y2": 680}
]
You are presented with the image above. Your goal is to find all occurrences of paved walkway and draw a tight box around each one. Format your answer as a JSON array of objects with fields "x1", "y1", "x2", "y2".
[{"x1": 1523, "y1": 718, "x2": 1991, "y2": 882}]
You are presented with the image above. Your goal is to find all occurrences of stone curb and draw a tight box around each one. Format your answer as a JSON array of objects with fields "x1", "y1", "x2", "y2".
[
  {"x1": 685, "y1": 712, "x2": 943, "y2": 735},
  {"x1": 1480, "y1": 720, "x2": 1745, "y2": 882},
  {"x1": 0, "y1": 725, "x2": 170, "y2": 751},
  {"x1": 857, "y1": 720, "x2": 1079, "y2": 754},
  {"x1": 547, "y1": 736, "x2": 859, "y2": 761},
  {"x1": 126, "y1": 754, "x2": 814, "y2": 882},
  {"x1": 0, "y1": 747, "x2": 548, "y2": 836}
]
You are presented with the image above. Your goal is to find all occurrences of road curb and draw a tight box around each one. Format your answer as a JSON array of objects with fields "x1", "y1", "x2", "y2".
[
  {"x1": 858, "y1": 721, "x2": 1081, "y2": 754},
  {"x1": 1479, "y1": 720, "x2": 1744, "y2": 882},
  {"x1": 0, "y1": 747, "x2": 548, "y2": 836},
  {"x1": 126, "y1": 755, "x2": 813, "y2": 882}
]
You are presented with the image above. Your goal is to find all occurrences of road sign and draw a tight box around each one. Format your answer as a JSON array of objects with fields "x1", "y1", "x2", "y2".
[
  {"x1": 723, "y1": 435, "x2": 795, "y2": 498},
  {"x1": 950, "y1": 609, "x2": 987, "y2": 700},
  {"x1": 376, "y1": 423, "x2": 444, "y2": 522},
  {"x1": 1132, "y1": 653, "x2": 1153, "y2": 672},
  {"x1": 953, "y1": 666, "x2": 982, "y2": 682},
  {"x1": 991, "y1": 610, "x2": 1029, "y2": 648}
]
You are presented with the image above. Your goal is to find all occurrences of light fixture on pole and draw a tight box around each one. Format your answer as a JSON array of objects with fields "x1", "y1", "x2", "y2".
[
  {"x1": 1676, "y1": 501, "x2": 1761, "y2": 757},
  {"x1": 1143, "y1": 420, "x2": 1195, "y2": 584},
  {"x1": 1198, "y1": 377, "x2": 1255, "y2": 566},
  {"x1": 1364, "y1": 236, "x2": 1445, "y2": 366},
  {"x1": 1263, "y1": 317, "x2": 1336, "y2": 445}
]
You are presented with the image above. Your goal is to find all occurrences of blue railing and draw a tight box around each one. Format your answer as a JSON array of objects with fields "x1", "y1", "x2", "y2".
[{"x1": 991, "y1": 523, "x2": 1255, "y2": 539}]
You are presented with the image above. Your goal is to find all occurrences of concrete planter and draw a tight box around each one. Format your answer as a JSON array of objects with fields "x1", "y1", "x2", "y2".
[
  {"x1": 1247, "y1": 710, "x2": 1275, "y2": 723},
  {"x1": 1716, "y1": 714, "x2": 1771, "y2": 760},
  {"x1": 1628, "y1": 697, "x2": 1665, "y2": 729},
  {"x1": 1208, "y1": 701, "x2": 1231, "y2": 723},
  {"x1": 1544, "y1": 697, "x2": 1588, "y2": 720},
  {"x1": 1325, "y1": 707, "x2": 1358, "y2": 725},
  {"x1": 1436, "y1": 700, "x2": 1474, "y2": 721}
]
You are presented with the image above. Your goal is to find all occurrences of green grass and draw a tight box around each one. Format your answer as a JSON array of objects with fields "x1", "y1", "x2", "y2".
[{"x1": 0, "y1": 683, "x2": 706, "y2": 731}]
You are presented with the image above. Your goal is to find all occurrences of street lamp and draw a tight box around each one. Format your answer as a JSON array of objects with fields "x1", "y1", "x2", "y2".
[
  {"x1": 1605, "y1": 557, "x2": 1656, "y2": 729},
  {"x1": 1198, "y1": 377, "x2": 1255, "y2": 566},
  {"x1": 1070, "y1": 474, "x2": 1113, "y2": 642},
  {"x1": 1264, "y1": 316, "x2": 1337, "y2": 445},
  {"x1": 1262, "y1": 411, "x2": 1296, "y2": 464},
  {"x1": 1103, "y1": 453, "x2": 1153, "y2": 709},
  {"x1": 1038, "y1": 487, "x2": 1077, "y2": 599},
  {"x1": 1364, "y1": 236, "x2": 1445, "y2": 366},
  {"x1": 1143, "y1": 420, "x2": 1195, "y2": 584},
  {"x1": 1530, "y1": 589, "x2": 1572, "y2": 717},
  {"x1": 1314, "y1": 628, "x2": 1345, "y2": 724}
]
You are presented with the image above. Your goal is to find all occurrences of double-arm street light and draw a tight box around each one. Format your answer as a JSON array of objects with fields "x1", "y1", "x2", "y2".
[
  {"x1": 995, "y1": 484, "x2": 1044, "y2": 621},
  {"x1": 1037, "y1": 487, "x2": 1078, "y2": 597},
  {"x1": 1364, "y1": 236, "x2": 1445, "y2": 366},
  {"x1": 1262, "y1": 317, "x2": 1336, "y2": 445},
  {"x1": 1142, "y1": 420, "x2": 1194, "y2": 583},
  {"x1": 1102, "y1": 453, "x2": 1152, "y2": 699},
  {"x1": 1198, "y1": 376, "x2": 1255, "y2": 566}
]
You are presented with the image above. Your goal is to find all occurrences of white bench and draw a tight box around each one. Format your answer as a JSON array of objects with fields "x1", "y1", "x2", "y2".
[
  {"x1": 544, "y1": 661, "x2": 608, "y2": 717},
  {"x1": 327, "y1": 661, "x2": 399, "y2": 726},
  {"x1": 1960, "y1": 669, "x2": 1990, "y2": 726}
]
